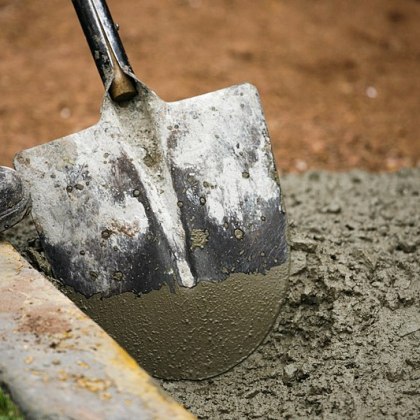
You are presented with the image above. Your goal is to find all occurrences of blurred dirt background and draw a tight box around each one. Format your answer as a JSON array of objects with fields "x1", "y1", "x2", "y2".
[{"x1": 0, "y1": 0, "x2": 419, "y2": 172}]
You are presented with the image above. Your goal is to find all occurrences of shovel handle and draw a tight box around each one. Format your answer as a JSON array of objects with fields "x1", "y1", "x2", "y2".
[{"x1": 72, "y1": 0, "x2": 137, "y2": 102}]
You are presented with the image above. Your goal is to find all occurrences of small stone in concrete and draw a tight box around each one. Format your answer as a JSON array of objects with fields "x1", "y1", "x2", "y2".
[{"x1": 290, "y1": 233, "x2": 317, "y2": 253}]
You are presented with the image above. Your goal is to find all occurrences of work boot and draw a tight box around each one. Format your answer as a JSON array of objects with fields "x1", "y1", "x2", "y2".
[{"x1": 0, "y1": 166, "x2": 30, "y2": 232}]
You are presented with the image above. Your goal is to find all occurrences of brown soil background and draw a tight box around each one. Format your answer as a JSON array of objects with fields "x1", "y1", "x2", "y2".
[{"x1": 0, "y1": 0, "x2": 419, "y2": 172}]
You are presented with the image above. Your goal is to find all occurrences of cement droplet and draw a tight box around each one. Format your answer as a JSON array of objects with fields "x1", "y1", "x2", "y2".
[
  {"x1": 112, "y1": 271, "x2": 123, "y2": 281},
  {"x1": 190, "y1": 229, "x2": 209, "y2": 250},
  {"x1": 66, "y1": 186, "x2": 73, "y2": 193},
  {"x1": 234, "y1": 228, "x2": 245, "y2": 240},
  {"x1": 101, "y1": 230, "x2": 112, "y2": 239},
  {"x1": 242, "y1": 171, "x2": 250, "y2": 179},
  {"x1": 133, "y1": 189, "x2": 141, "y2": 197},
  {"x1": 177, "y1": 201, "x2": 184, "y2": 208},
  {"x1": 261, "y1": 216, "x2": 266, "y2": 221},
  {"x1": 89, "y1": 271, "x2": 98, "y2": 280},
  {"x1": 223, "y1": 222, "x2": 229, "y2": 229},
  {"x1": 199, "y1": 197, "x2": 206, "y2": 205}
]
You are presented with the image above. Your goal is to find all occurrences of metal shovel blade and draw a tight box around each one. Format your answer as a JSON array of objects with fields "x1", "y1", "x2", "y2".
[
  {"x1": 15, "y1": 83, "x2": 288, "y2": 296},
  {"x1": 15, "y1": 81, "x2": 289, "y2": 379}
]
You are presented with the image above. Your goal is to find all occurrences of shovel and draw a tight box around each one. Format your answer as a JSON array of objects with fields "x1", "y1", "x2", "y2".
[{"x1": 4, "y1": 0, "x2": 289, "y2": 380}]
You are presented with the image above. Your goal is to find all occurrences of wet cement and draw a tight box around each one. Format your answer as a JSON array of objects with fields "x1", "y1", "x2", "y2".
[
  {"x1": 2, "y1": 169, "x2": 419, "y2": 418},
  {"x1": 159, "y1": 169, "x2": 420, "y2": 418},
  {"x1": 66, "y1": 262, "x2": 289, "y2": 380}
]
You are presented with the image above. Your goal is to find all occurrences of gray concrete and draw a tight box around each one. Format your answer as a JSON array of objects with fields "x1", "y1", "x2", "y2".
[
  {"x1": 161, "y1": 169, "x2": 420, "y2": 419},
  {"x1": 2, "y1": 169, "x2": 419, "y2": 418}
]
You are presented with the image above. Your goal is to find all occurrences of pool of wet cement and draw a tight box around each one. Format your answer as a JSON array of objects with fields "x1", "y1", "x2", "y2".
[{"x1": 2, "y1": 169, "x2": 419, "y2": 418}]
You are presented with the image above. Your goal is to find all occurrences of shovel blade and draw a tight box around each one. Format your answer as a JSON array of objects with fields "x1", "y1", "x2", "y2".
[
  {"x1": 15, "y1": 83, "x2": 287, "y2": 297},
  {"x1": 15, "y1": 82, "x2": 289, "y2": 379}
]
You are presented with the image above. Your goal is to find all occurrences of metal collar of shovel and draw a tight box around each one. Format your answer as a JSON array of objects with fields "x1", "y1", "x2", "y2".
[{"x1": 10, "y1": 0, "x2": 289, "y2": 380}]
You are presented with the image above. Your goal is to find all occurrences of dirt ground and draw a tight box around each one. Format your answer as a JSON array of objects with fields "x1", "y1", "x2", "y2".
[{"x1": 0, "y1": 0, "x2": 419, "y2": 172}]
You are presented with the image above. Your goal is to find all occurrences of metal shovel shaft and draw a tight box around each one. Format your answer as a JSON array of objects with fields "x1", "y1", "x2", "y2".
[{"x1": 72, "y1": 0, "x2": 137, "y2": 101}]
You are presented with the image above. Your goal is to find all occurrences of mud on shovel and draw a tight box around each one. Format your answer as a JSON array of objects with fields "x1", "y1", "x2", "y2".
[{"x1": 1, "y1": 0, "x2": 289, "y2": 380}]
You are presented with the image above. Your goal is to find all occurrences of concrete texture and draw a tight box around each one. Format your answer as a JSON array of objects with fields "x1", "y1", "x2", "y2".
[
  {"x1": 65, "y1": 262, "x2": 289, "y2": 380},
  {"x1": 160, "y1": 169, "x2": 420, "y2": 419},
  {"x1": 2, "y1": 169, "x2": 419, "y2": 418}
]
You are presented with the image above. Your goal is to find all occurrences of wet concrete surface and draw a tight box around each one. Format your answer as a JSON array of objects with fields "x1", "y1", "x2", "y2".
[
  {"x1": 160, "y1": 169, "x2": 420, "y2": 418},
  {"x1": 2, "y1": 169, "x2": 419, "y2": 418},
  {"x1": 66, "y1": 262, "x2": 289, "y2": 381}
]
